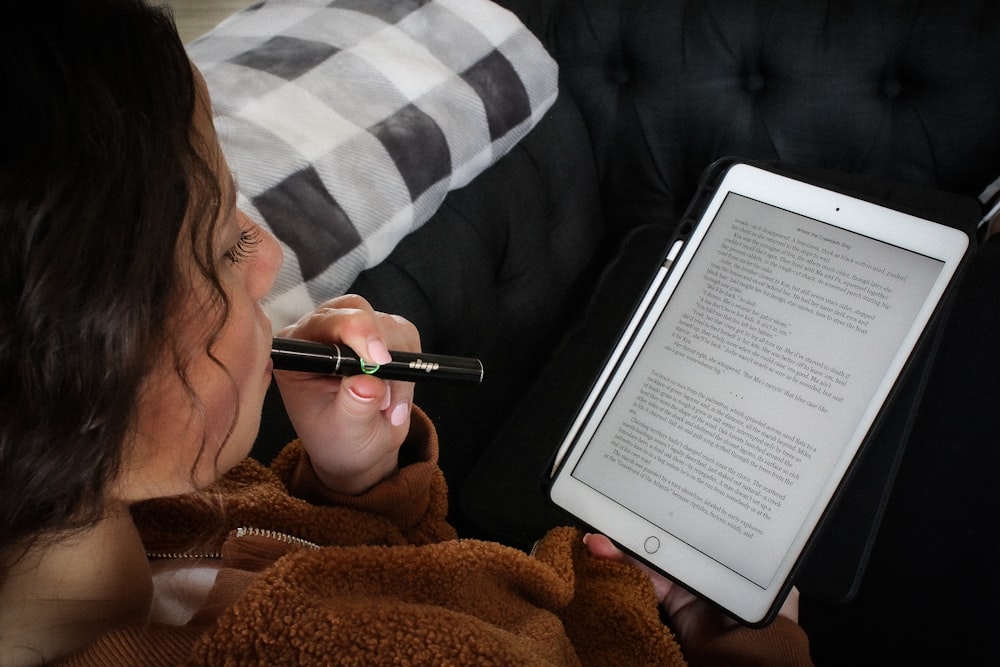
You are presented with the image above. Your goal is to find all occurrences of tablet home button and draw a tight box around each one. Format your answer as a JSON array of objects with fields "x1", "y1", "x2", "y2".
[{"x1": 643, "y1": 536, "x2": 660, "y2": 554}]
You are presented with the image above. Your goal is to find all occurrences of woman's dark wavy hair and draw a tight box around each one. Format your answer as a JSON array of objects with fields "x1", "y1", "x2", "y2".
[{"x1": 0, "y1": 0, "x2": 230, "y2": 567}]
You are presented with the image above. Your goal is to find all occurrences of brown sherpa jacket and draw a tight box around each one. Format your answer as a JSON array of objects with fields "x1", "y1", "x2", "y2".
[{"x1": 60, "y1": 408, "x2": 812, "y2": 666}]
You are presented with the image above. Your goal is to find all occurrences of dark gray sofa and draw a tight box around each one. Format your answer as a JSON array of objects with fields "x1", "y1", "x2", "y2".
[{"x1": 255, "y1": 1, "x2": 1000, "y2": 663}]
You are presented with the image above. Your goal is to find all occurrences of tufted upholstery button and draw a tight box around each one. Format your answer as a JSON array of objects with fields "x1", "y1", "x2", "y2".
[
  {"x1": 610, "y1": 65, "x2": 630, "y2": 85},
  {"x1": 881, "y1": 77, "x2": 902, "y2": 97},
  {"x1": 745, "y1": 70, "x2": 765, "y2": 92}
]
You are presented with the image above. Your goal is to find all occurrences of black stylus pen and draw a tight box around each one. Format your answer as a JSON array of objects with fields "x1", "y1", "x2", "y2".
[{"x1": 271, "y1": 337, "x2": 483, "y2": 385}]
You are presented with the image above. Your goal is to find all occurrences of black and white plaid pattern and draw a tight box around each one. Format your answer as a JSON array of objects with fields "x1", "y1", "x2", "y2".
[{"x1": 187, "y1": 0, "x2": 558, "y2": 327}]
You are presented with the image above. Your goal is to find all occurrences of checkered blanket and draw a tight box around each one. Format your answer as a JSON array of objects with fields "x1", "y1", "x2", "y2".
[{"x1": 187, "y1": 0, "x2": 558, "y2": 328}]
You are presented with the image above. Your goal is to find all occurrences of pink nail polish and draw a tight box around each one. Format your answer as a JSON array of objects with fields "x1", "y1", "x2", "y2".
[{"x1": 390, "y1": 401, "x2": 410, "y2": 426}]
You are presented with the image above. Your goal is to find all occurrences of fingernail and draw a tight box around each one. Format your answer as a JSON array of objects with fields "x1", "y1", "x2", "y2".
[
  {"x1": 390, "y1": 401, "x2": 410, "y2": 426},
  {"x1": 367, "y1": 338, "x2": 392, "y2": 365},
  {"x1": 349, "y1": 384, "x2": 377, "y2": 402}
]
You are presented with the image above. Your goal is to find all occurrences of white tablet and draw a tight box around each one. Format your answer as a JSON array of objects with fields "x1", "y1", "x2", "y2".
[{"x1": 548, "y1": 162, "x2": 972, "y2": 626}]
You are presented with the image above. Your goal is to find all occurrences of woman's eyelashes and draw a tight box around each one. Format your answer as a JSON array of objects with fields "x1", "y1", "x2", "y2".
[{"x1": 224, "y1": 224, "x2": 262, "y2": 264}]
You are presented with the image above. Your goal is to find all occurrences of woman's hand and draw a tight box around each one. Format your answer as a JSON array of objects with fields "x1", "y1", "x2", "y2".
[
  {"x1": 273, "y1": 294, "x2": 419, "y2": 495},
  {"x1": 583, "y1": 533, "x2": 800, "y2": 647}
]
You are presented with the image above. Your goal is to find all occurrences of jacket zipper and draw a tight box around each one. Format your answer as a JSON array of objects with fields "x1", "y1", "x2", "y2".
[
  {"x1": 146, "y1": 526, "x2": 321, "y2": 559},
  {"x1": 232, "y1": 526, "x2": 322, "y2": 550}
]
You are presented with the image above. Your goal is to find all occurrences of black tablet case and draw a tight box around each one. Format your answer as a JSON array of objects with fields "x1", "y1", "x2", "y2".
[{"x1": 461, "y1": 158, "x2": 978, "y2": 603}]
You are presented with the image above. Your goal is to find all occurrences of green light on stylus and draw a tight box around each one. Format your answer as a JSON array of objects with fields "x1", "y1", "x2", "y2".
[{"x1": 359, "y1": 359, "x2": 380, "y2": 375}]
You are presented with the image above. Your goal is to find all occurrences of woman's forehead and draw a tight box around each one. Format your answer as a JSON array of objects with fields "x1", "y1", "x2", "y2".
[{"x1": 189, "y1": 64, "x2": 238, "y2": 224}]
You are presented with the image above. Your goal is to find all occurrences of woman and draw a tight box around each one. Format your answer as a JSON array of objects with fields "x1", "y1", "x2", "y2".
[{"x1": 0, "y1": 1, "x2": 811, "y2": 664}]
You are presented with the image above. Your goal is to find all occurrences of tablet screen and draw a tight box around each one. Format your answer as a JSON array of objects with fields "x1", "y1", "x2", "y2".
[{"x1": 569, "y1": 191, "x2": 945, "y2": 588}]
